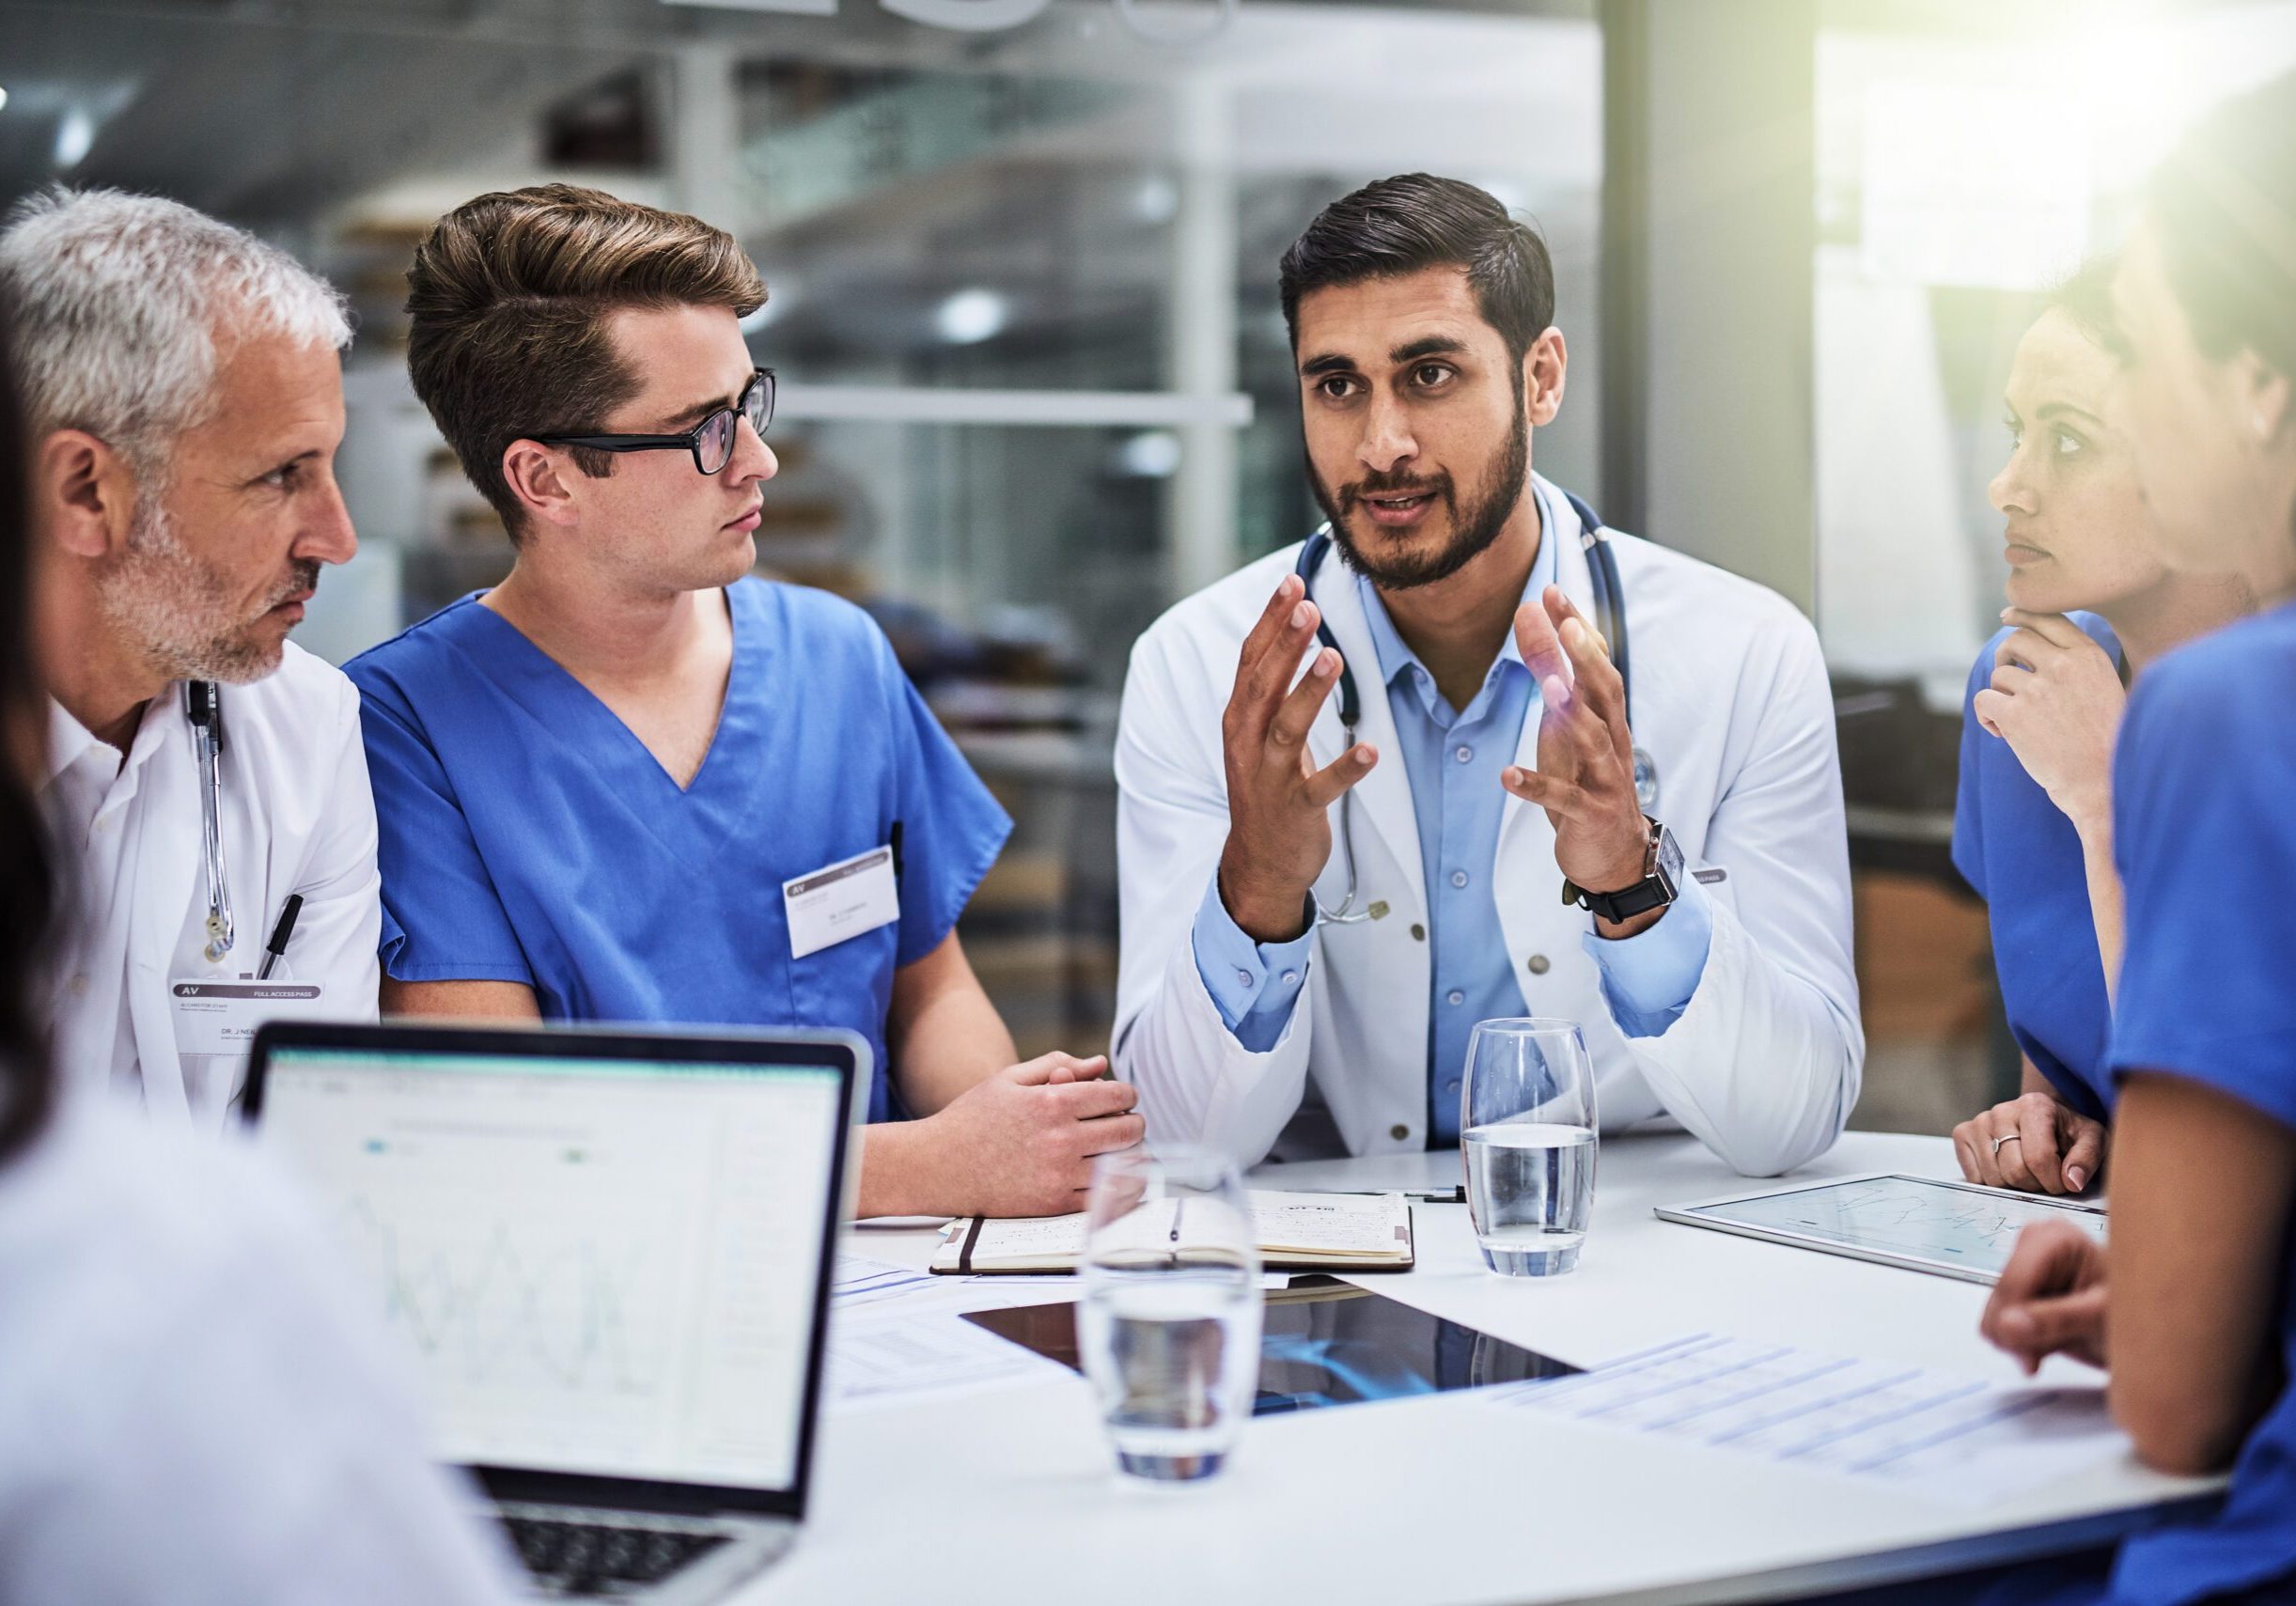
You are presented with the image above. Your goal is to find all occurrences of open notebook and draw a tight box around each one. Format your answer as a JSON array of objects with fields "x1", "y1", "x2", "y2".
[{"x1": 929, "y1": 1190, "x2": 1415, "y2": 1275}]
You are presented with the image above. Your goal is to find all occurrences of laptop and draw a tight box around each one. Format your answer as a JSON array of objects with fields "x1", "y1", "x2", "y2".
[{"x1": 242, "y1": 1020, "x2": 865, "y2": 1602}]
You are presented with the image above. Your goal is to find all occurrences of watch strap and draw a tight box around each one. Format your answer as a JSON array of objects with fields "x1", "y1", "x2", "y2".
[{"x1": 1561, "y1": 819, "x2": 1680, "y2": 922}]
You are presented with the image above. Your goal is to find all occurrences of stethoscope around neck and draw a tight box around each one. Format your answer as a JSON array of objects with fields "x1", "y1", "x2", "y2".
[
  {"x1": 185, "y1": 679, "x2": 234, "y2": 961},
  {"x1": 1296, "y1": 485, "x2": 1654, "y2": 928}
]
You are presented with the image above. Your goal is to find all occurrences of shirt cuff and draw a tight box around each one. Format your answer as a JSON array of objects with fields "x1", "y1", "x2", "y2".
[
  {"x1": 1582, "y1": 874, "x2": 1715, "y2": 1038},
  {"x1": 1190, "y1": 874, "x2": 1314, "y2": 1052}
]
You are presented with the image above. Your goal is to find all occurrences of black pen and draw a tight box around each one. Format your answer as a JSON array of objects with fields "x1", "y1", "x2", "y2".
[{"x1": 257, "y1": 894, "x2": 304, "y2": 981}]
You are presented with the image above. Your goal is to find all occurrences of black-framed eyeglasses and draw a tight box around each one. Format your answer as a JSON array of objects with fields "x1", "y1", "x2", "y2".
[{"x1": 533, "y1": 368, "x2": 775, "y2": 476}]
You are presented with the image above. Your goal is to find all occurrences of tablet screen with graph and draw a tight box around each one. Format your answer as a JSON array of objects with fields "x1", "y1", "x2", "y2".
[{"x1": 1656, "y1": 1174, "x2": 2107, "y2": 1285}]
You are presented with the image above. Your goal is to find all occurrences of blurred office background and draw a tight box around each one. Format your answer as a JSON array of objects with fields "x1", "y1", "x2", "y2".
[{"x1": 5, "y1": 0, "x2": 2292, "y2": 1134}]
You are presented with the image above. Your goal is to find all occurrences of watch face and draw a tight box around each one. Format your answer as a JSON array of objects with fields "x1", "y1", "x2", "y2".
[{"x1": 1653, "y1": 823, "x2": 1684, "y2": 893}]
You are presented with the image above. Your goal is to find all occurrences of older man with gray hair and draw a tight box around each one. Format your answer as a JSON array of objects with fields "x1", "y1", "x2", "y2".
[{"x1": 5, "y1": 188, "x2": 378, "y2": 1126}]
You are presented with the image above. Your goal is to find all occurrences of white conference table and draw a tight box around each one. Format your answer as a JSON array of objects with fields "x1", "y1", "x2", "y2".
[{"x1": 754, "y1": 1130, "x2": 2216, "y2": 1605}]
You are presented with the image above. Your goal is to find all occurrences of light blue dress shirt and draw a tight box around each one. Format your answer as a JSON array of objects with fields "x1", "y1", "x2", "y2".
[{"x1": 1192, "y1": 486, "x2": 1714, "y2": 1144}]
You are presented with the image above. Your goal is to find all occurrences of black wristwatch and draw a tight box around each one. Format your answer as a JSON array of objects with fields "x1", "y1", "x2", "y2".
[{"x1": 1561, "y1": 817, "x2": 1682, "y2": 924}]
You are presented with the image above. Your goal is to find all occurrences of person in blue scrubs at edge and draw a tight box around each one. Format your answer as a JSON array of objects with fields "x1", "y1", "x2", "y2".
[
  {"x1": 1947, "y1": 257, "x2": 2250, "y2": 1197},
  {"x1": 345, "y1": 185, "x2": 1143, "y2": 1220},
  {"x1": 1826, "y1": 72, "x2": 2296, "y2": 1606}
]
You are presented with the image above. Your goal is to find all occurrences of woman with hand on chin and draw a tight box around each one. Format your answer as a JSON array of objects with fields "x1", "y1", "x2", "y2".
[
  {"x1": 1974, "y1": 70, "x2": 2296, "y2": 1606},
  {"x1": 1949, "y1": 255, "x2": 2248, "y2": 1198}
]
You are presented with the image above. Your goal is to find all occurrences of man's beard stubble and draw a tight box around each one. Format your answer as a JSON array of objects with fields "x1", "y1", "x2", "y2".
[
  {"x1": 93, "y1": 495, "x2": 317, "y2": 685},
  {"x1": 1310, "y1": 395, "x2": 1532, "y2": 594}
]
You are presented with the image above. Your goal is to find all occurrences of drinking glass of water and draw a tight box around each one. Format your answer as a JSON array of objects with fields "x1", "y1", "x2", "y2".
[
  {"x1": 1460, "y1": 1018, "x2": 1599, "y2": 1276},
  {"x1": 1077, "y1": 1146, "x2": 1262, "y2": 1481}
]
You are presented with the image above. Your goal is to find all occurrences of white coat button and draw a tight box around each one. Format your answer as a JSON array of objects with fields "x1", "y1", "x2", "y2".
[
  {"x1": 1447, "y1": 990, "x2": 1465, "y2": 1006},
  {"x1": 1526, "y1": 954, "x2": 1551, "y2": 975},
  {"x1": 1449, "y1": 869, "x2": 1469, "y2": 889},
  {"x1": 69, "y1": 975, "x2": 89, "y2": 997},
  {"x1": 1390, "y1": 1124, "x2": 1411, "y2": 1142},
  {"x1": 1410, "y1": 924, "x2": 1427, "y2": 942}
]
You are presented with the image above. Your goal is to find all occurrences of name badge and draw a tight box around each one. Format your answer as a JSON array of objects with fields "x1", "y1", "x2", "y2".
[
  {"x1": 169, "y1": 979, "x2": 330, "y2": 1111},
  {"x1": 170, "y1": 979, "x2": 330, "y2": 1055},
  {"x1": 783, "y1": 846, "x2": 900, "y2": 960}
]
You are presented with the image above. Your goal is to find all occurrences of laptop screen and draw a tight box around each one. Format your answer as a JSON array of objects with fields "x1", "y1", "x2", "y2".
[{"x1": 254, "y1": 1038, "x2": 846, "y2": 1498}]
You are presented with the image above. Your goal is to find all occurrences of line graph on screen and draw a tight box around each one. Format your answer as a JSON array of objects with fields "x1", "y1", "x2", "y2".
[{"x1": 337, "y1": 1195, "x2": 667, "y2": 1397}]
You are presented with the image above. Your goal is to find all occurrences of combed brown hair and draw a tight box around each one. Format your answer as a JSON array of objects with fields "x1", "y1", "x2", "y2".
[{"x1": 405, "y1": 183, "x2": 765, "y2": 538}]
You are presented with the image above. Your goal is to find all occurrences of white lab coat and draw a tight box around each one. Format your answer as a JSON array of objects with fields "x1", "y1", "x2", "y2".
[
  {"x1": 39, "y1": 641, "x2": 382, "y2": 1129},
  {"x1": 1113, "y1": 476, "x2": 1861, "y2": 1177}
]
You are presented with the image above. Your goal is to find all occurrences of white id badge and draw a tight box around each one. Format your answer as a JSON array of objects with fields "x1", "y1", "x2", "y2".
[
  {"x1": 784, "y1": 845, "x2": 900, "y2": 959},
  {"x1": 169, "y1": 979, "x2": 330, "y2": 1111}
]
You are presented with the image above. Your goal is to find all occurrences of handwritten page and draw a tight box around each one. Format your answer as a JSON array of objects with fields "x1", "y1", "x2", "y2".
[{"x1": 1488, "y1": 1333, "x2": 2130, "y2": 1509}]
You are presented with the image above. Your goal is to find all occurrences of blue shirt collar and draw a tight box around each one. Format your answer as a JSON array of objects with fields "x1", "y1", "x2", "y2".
[{"x1": 1353, "y1": 478, "x2": 1559, "y2": 695}]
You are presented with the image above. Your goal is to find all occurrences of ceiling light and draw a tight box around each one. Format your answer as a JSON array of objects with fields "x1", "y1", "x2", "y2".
[
  {"x1": 933, "y1": 288, "x2": 1008, "y2": 346},
  {"x1": 1132, "y1": 176, "x2": 1179, "y2": 225},
  {"x1": 55, "y1": 108, "x2": 95, "y2": 169},
  {"x1": 0, "y1": 88, "x2": 11, "y2": 114},
  {"x1": 1117, "y1": 430, "x2": 1182, "y2": 478}
]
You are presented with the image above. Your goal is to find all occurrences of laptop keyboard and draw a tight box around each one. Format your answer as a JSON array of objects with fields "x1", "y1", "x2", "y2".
[{"x1": 502, "y1": 1514, "x2": 730, "y2": 1598}]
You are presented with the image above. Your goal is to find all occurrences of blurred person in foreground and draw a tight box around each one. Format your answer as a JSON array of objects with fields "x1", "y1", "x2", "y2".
[
  {"x1": 1948, "y1": 255, "x2": 2251, "y2": 1197},
  {"x1": 347, "y1": 185, "x2": 1138, "y2": 1218},
  {"x1": 0, "y1": 289, "x2": 515, "y2": 1604},
  {"x1": 2, "y1": 189, "x2": 380, "y2": 1128}
]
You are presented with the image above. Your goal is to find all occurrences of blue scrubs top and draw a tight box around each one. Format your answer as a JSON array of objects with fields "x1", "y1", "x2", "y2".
[
  {"x1": 2101, "y1": 599, "x2": 2296, "y2": 1605},
  {"x1": 1950, "y1": 614, "x2": 2121, "y2": 1121},
  {"x1": 344, "y1": 578, "x2": 1011, "y2": 1124}
]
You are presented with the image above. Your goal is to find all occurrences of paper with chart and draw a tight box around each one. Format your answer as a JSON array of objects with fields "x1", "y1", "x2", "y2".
[
  {"x1": 1681, "y1": 1176, "x2": 2106, "y2": 1278},
  {"x1": 1490, "y1": 1333, "x2": 2128, "y2": 1507}
]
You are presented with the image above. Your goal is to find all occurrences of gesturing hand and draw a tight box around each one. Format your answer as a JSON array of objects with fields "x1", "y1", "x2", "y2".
[
  {"x1": 1216, "y1": 572, "x2": 1378, "y2": 943},
  {"x1": 1973, "y1": 610, "x2": 2124, "y2": 833},
  {"x1": 1502, "y1": 586, "x2": 1654, "y2": 927},
  {"x1": 1980, "y1": 1220, "x2": 2110, "y2": 1376}
]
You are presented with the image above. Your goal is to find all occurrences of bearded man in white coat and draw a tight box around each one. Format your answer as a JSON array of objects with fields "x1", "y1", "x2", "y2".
[{"x1": 1114, "y1": 174, "x2": 1860, "y2": 1176}]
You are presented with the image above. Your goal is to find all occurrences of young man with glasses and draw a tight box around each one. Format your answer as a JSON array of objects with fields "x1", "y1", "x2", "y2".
[{"x1": 348, "y1": 186, "x2": 1141, "y2": 1219}]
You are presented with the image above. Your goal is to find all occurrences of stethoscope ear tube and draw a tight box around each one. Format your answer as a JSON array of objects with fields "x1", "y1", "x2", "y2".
[{"x1": 186, "y1": 679, "x2": 234, "y2": 961}]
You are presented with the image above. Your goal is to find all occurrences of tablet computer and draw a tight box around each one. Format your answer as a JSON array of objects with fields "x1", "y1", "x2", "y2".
[{"x1": 1654, "y1": 1174, "x2": 2107, "y2": 1286}]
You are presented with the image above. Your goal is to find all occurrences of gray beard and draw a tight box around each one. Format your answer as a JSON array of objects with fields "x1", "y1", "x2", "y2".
[{"x1": 93, "y1": 495, "x2": 305, "y2": 685}]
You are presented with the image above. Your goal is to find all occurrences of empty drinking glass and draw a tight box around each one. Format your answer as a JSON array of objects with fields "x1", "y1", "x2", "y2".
[
  {"x1": 1460, "y1": 1018, "x2": 1599, "y2": 1276},
  {"x1": 1077, "y1": 1146, "x2": 1262, "y2": 1480}
]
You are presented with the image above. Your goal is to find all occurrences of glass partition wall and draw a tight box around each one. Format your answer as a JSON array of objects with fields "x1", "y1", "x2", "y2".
[{"x1": 0, "y1": 0, "x2": 1604, "y2": 1061}]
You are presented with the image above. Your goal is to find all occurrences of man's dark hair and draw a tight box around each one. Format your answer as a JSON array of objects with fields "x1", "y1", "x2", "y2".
[
  {"x1": 0, "y1": 297, "x2": 57, "y2": 1166},
  {"x1": 1278, "y1": 174, "x2": 1556, "y2": 362}
]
